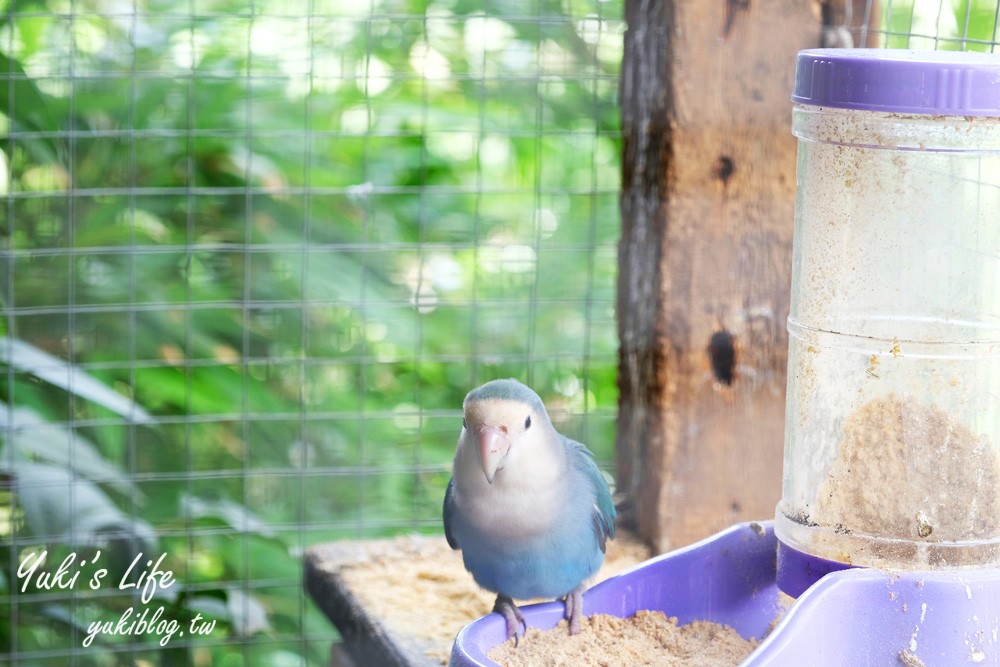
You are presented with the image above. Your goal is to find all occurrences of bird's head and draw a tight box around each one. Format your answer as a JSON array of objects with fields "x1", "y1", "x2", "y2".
[{"x1": 459, "y1": 379, "x2": 551, "y2": 485}]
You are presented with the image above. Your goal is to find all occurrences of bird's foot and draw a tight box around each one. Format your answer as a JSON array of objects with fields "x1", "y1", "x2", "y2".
[
  {"x1": 562, "y1": 585, "x2": 585, "y2": 635},
  {"x1": 493, "y1": 595, "x2": 526, "y2": 646}
]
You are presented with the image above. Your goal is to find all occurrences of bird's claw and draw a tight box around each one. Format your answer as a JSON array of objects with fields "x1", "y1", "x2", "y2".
[
  {"x1": 493, "y1": 595, "x2": 527, "y2": 646},
  {"x1": 563, "y1": 587, "x2": 585, "y2": 636}
]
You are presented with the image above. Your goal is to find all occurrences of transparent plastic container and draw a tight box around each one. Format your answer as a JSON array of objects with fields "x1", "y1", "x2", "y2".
[{"x1": 776, "y1": 49, "x2": 1000, "y2": 591}]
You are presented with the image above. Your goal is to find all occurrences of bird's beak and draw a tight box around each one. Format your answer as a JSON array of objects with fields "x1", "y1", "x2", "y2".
[{"x1": 477, "y1": 426, "x2": 510, "y2": 485}]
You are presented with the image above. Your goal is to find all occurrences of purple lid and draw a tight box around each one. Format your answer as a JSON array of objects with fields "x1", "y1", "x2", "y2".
[{"x1": 793, "y1": 48, "x2": 1000, "y2": 116}]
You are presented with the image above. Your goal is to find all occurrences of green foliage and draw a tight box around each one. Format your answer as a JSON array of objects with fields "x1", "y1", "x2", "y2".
[{"x1": 0, "y1": 0, "x2": 624, "y2": 664}]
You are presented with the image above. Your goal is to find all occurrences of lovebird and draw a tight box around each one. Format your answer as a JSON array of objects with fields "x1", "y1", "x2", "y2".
[{"x1": 443, "y1": 378, "x2": 616, "y2": 642}]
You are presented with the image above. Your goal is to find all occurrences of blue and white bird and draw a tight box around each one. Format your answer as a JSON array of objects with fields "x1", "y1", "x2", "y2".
[{"x1": 443, "y1": 378, "x2": 616, "y2": 642}]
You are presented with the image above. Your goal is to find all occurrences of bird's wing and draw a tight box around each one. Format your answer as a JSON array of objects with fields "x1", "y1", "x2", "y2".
[
  {"x1": 565, "y1": 437, "x2": 617, "y2": 552},
  {"x1": 443, "y1": 477, "x2": 460, "y2": 550}
]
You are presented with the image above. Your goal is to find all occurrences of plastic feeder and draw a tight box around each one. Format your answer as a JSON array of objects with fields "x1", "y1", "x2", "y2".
[
  {"x1": 777, "y1": 48, "x2": 1000, "y2": 584},
  {"x1": 449, "y1": 521, "x2": 1000, "y2": 666},
  {"x1": 449, "y1": 521, "x2": 781, "y2": 667},
  {"x1": 767, "y1": 45, "x2": 1000, "y2": 664}
]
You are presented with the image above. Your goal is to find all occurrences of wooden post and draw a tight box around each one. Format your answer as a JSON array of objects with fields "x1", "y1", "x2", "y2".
[
  {"x1": 821, "y1": 0, "x2": 883, "y2": 47},
  {"x1": 617, "y1": 0, "x2": 821, "y2": 552}
]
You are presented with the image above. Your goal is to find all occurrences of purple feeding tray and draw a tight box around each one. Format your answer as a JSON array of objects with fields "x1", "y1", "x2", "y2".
[
  {"x1": 450, "y1": 521, "x2": 780, "y2": 666},
  {"x1": 754, "y1": 566, "x2": 1000, "y2": 665},
  {"x1": 449, "y1": 521, "x2": 1000, "y2": 666}
]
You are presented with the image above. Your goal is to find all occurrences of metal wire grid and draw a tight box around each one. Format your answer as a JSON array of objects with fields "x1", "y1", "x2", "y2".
[
  {"x1": 1, "y1": 0, "x2": 623, "y2": 663},
  {"x1": 844, "y1": 0, "x2": 1000, "y2": 50}
]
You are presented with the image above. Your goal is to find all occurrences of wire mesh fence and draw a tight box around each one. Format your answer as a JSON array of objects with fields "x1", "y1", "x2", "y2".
[
  {"x1": 1, "y1": 0, "x2": 623, "y2": 663},
  {"x1": 838, "y1": 0, "x2": 1000, "y2": 50},
  {"x1": 3, "y1": 0, "x2": 1000, "y2": 664}
]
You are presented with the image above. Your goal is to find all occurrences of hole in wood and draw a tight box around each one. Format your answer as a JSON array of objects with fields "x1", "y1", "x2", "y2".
[
  {"x1": 708, "y1": 330, "x2": 736, "y2": 385},
  {"x1": 722, "y1": 0, "x2": 751, "y2": 37},
  {"x1": 715, "y1": 155, "x2": 735, "y2": 185}
]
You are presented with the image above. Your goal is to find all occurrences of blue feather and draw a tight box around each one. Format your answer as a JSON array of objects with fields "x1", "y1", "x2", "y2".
[
  {"x1": 464, "y1": 378, "x2": 545, "y2": 413},
  {"x1": 564, "y1": 434, "x2": 616, "y2": 552}
]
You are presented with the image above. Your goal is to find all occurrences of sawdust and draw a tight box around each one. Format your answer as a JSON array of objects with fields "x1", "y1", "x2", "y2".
[
  {"x1": 812, "y1": 394, "x2": 1000, "y2": 567},
  {"x1": 339, "y1": 533, "x2": 652, "y2": 665},
  {"x1": 487, "y1": 611, "x2": 758, "y2": 667},
  {"x1": 766, "y1": 591, "x2": 795, "y2": 636},
  {"x1": 898, "y1": 648, "x2": 926, "y2": 666}
]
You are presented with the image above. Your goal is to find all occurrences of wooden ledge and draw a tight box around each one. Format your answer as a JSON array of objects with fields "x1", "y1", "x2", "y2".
[{"x1": 304, "y1": 533, "x2": 652, "y2": 666}]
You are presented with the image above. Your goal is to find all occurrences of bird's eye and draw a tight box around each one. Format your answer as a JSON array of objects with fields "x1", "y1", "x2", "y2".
[
  {"x1": 462, "y1": 418, "x2": 467, "y2": 430},
  {"x1": 524, "y1": 415, "x2": 531, "y2": 430}
]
